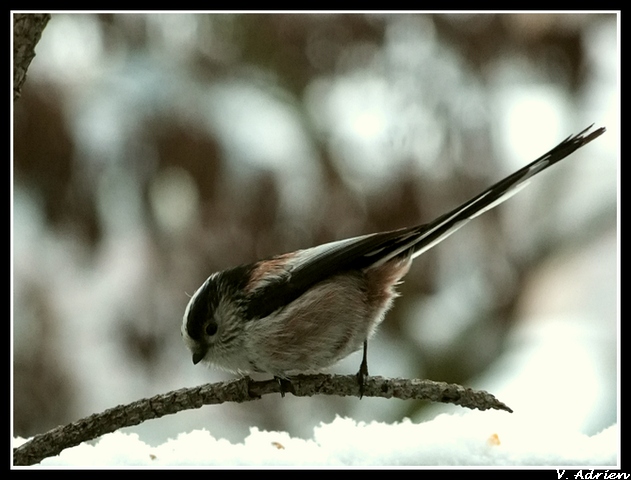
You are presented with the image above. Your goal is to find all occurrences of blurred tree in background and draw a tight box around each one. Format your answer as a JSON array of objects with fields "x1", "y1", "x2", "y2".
[{"x1": 12, "y1": 13, "x2": 617, "y2": 445}]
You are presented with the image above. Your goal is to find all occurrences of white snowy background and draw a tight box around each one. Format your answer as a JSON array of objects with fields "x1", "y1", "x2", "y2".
[{"x1": 12, "y1": 12, "x2": 619, "y2": 467}]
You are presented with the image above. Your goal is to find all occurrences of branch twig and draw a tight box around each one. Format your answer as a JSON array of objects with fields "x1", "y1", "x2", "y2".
[
  {"x1": 13, "y1": 13, "x2": 51, "y2": 101},
  {"x1": 13, "y1": 374, "x2": 512, "y2": 466}
]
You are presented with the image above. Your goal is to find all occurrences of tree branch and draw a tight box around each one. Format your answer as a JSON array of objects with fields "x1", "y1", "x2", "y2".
[
  {"x1": 13, "y1": 374, "x2": 512, "y2": 466},
  {"x1": 13, "y1": 13, "x2": 51, "y2": 101}
]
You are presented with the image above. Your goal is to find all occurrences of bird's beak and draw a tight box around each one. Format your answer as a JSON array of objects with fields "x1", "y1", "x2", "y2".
[{"x1": 192, "y1": 350, "x2": 206, "y2": 365}]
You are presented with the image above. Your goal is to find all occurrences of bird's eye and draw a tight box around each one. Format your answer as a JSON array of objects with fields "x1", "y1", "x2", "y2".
[{"x1": 205, "y1": 322, "x2": 218, "y2": 337}]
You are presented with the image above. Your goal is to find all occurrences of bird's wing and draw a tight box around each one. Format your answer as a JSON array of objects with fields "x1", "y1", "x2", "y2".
[{"x1": 243, "y1": 125, "x2": 605, "y2": 319}]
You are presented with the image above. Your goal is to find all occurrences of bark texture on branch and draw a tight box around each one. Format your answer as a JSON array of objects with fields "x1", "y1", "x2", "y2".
[
  {"x1": 13, "y1": 13, "x2": 51, "y2": 101},
  {"x1": 13, "y1": 374, "x2": 512, "y2": 466}
]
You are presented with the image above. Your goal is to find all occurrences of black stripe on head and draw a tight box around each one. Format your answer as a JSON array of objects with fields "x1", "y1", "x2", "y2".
[{"x1": 185, "y1": 264, "x2": 253, "y2": 341}]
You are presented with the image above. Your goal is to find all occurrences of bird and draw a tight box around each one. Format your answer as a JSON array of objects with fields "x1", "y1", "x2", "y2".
[{"x1": 181, "y1": 125, "x2": 605, "y2": 395}]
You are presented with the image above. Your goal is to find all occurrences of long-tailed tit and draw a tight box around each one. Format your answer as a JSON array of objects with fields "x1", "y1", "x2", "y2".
[{"x1": 182, "y1": 125, "x2": 605, "y2": 392}]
